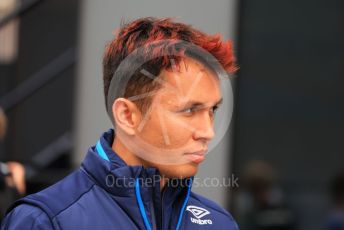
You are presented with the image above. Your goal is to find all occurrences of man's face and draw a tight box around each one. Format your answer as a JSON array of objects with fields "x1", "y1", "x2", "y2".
[{"x1": 130, "y1": 58, "x2": 222, "y2": 178}]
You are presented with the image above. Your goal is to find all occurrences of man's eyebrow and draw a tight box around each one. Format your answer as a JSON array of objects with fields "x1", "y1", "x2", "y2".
[
  {"x1": 180, "y1": 98, "x2": 223, "y2": 108},
  {"x1": 214, "y1": 98, "x2": 223, "y2": 106}
]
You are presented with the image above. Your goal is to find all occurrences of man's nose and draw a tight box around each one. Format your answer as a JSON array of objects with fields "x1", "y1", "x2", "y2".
[{"x1": 192, "y1": 111, "x2": 215, "y2": 142}]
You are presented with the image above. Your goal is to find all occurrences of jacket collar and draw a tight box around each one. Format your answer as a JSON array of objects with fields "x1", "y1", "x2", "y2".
[{"x1": 81, "y1": 129, "x2": 192, "y2": 202}]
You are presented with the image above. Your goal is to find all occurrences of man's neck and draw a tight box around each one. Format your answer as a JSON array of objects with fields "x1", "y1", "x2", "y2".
[
  {"x1": 112, "y1": 137, "x2": 144, "y2": 166},
  {"x1": 112, "y1": 137, "x2": 167, "y2": 191}
]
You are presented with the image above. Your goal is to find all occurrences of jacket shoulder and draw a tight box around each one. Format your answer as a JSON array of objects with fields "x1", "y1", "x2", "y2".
[
  {"x1": 1, "y1": 204, "x2": 54, "y2": 229},
  {"x1": 188, "y1": 191, "x2": 239, "y2": 229},
  {"x1": 7, "y1": 169, "x2": 95, "y2": 219}
]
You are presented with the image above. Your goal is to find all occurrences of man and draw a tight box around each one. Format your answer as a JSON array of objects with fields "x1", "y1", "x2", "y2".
[{"x1": 1, "y1": 17, "x2": 239, "y2": 229}]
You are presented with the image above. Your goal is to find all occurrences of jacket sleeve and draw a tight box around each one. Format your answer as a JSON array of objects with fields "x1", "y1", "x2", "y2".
[{"x1": 1, "y1": 204, "x2": 54, "y2": 230}]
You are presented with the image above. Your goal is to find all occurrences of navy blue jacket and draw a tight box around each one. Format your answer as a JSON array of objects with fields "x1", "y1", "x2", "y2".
[{"x1": 1, "y1": 130, "x2": 239, "y2": 229}]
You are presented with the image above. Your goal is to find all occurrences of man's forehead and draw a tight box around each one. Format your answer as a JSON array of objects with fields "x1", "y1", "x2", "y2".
[
  {"x1": 156, "y1": 79, "x2": 221, "y2": 107},
  {"x1": 147, "y1": 57, "x2": 221, "y2": 106}
]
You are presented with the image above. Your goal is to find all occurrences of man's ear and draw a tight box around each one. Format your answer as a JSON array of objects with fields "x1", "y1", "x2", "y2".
[{"x1": 112, "y1": 98, "x2": 141, "y2": 135}]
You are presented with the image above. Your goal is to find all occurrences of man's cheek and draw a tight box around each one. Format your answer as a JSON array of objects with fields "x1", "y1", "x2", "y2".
[{"x1": 165, "y1": 113, "x2": 194, "y2": 131}]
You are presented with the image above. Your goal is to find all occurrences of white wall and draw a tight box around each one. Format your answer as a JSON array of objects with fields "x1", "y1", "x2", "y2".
[{"x1": 74, "y1": 0, "x2": 238, "y2": 208}]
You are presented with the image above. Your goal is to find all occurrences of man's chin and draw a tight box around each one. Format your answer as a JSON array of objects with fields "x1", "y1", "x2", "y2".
[{"x1": 158, "y1": 163, "x2": 199, "y2": 179}]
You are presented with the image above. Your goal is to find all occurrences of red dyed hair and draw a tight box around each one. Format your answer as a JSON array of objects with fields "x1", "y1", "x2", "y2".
[{"x1": 103, "y1": 17, "x2": 237, "y2": 113}]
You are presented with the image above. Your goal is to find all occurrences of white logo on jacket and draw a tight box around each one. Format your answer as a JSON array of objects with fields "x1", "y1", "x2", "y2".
[{"x1": 186, "y1": 205, "x2": 213, "y2": 225}]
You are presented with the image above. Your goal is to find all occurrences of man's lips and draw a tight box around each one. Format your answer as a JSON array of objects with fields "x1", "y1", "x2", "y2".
[{"x1": 184, "y1": 149, "x2": 207, "y2": 164}]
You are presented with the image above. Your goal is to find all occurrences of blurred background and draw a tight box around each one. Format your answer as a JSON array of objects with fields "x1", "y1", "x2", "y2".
[{"x1": 0, "y1": 0, "x2": 343, "y2": 229}]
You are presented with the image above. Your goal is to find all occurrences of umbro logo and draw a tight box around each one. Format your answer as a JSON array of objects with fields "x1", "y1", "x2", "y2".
[
  {"x1": 186, "y1": 205, "x2": 213, "y2": 225},
  {"x1": 186, "y1": 205, "x2": 210, "y2": 219}
]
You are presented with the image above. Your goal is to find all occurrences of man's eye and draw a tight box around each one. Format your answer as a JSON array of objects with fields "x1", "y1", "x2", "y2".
[
  {"x1": 210, "y1": 105, "x2": 219, "y2": 114},
  {"x1": 180, "y1": 107, "x2": 196, "y2": 114}
]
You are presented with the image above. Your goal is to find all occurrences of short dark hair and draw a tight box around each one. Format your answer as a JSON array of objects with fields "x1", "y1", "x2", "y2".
[{"x1": 103, "y1": 17, "x2": 237, "y2": 115}]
